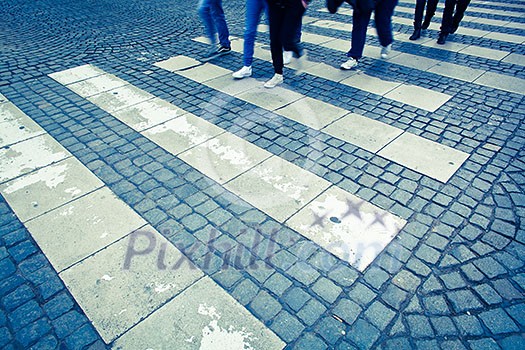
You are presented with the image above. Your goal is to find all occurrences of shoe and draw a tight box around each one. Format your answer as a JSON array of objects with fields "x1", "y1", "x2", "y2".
[
  {"x1": 340, "y1": 57, "x2": 358, "y2": 70},
  {"x1": 409, "y1": 28, "x2": 421, "y2": 40},
  {"x1": 203, "y1": 45, "x2": 231, "y2": 61},
  {"x1": 264, "y1": 74, "x2": 283, "y2": 88},
  {"x1": 232, "y1": 66, "x2": 252, "y2": 79},
  {"x1": 283, "y1": 51, "x2": 293, "y2": 65},
  {"x1": 327, "y1": 0, "x2": 345, "y2": 14},
  {"x1": 293, "y1": 50, "x2": 308, "y2": 75},
  {"x1": 380, "y1": 44, "x2": 392, "y2": 59},
  {"x1": 217, "y1": 46, "x2": 231, "y2": 55},
  {"x1": 450, "y1": 25, "x2": 459, "y2": 34},
  {"x1": 437, "y1": 32, "x2": 448, "y2": 44}
]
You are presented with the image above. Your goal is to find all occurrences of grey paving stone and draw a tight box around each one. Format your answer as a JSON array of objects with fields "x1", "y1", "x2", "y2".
[
  {"x1": 406, "y1": 315, "x2": 434, "y2": 338},
  {"x1": 364, "y1": 301, "x2": 396, "y2": 330},
  {"x1": 447, "y1": 289, "x2": 484, "y2": 313},
  {"x1": 479, "y1": 309, "x2": 520, "y2": 335},
  {"x1": 381, "y1": 284, "x2": 409, "y2": 310},
  {"x1": 283, "y1": 287, "x2": 311, "y2": 312},
  {"x1": 270, "y1": 310, "x2": 305, "y2": 343},
  {"x1": 287, "y1": 261, "x2": 321, "y2": 286},
  {"x1": 249, "y1": 291, "x2": 282, "y2": 322},
  {"x1": 363, "y1": 267, "x2": 390, "y2": 290},
  {"x1": 440, "y1": 271, "x2": 468, "y2": 290},
  {"x1": 312, "y1": 278, "x2": 342, "y2": 304},
  {"x1": 422, "y1": 295, "x2": 450, "y2": 315},
  {"x1": 297, "y1": 299, "x2": 327, "y2": 326},
  {"x1": 294, "y1": 333, "x2": 328, "y2": 350},
  {"x1": 346, "y1": 318, "x2": 380, "y2": 349},
  {"x1": 315, "y1": 316, "x2": 345, "y2": 346},
  {"x1": 453, "y1": 314, "x2": 484, "y2": 337},
  {"x1": 231, "y1": 279, "x2": 259, "y2": 306},
  {"x1": 349, "y1": 283, "x2": 377, "y2": 307},
  {"x1": 468, "y1": 338, "x2": 501, "y2": 350},
  {"x1": 474, "y1": 284, "x2": 503, "y2": 305},
  {"x1": 429, "y1": 316, "x2": 457, "y2": 336},
  {"x1": 263, "y1": 272, "x2": 292, "y2": 297},
  {"x1": 333, "y1": 299, "x2": 362, "y2": 325},
  {"x1": 499, "y1": 335, "x2": 525, "y2": 350},
  {"x1": 392, "y1": 270, "x2": 421, "y2": 293}
]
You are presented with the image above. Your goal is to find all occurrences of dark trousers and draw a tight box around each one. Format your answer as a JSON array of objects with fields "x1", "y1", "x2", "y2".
[
  {"x1": 413, "y1": 0, "x2": 439, "y2": 29},
  {"x1": 348, "y1": 0, "x2": 398, "y2": 60},
  {"x1": 441, "y1": 0, "x2": 471, "y2": 34},
  {"x1": 267, "y1": 0, "x2": 305, "y2": 74}
]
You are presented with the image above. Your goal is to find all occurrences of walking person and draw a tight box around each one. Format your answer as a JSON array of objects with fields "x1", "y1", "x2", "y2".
[
  {"x1": 232, "y1": 0, "x2": 268, "y2": 79},
  {"x1": 437, "y1": 0, "x2": 471, "y2": 44},
  {"x1": 408, "y1": 0, "x2": 440, "y2": 40},
  {"x1": 198, "y1": 0, "x2": 232, "y2": 59},
  {"x1": 264, "y1": 0, "x2": 310, "y2": 88},
  {"x1": 338, "y1": 0, "x2": 399, "y2": 70}
]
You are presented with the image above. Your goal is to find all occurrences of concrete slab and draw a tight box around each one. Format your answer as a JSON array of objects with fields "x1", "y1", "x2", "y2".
[
  {"x1": 87, "y1": 84, "x2": 155, "y2": 113},
  {"x1": 502, "y1": 53, "x2": 525, "y2": 66},
  {"x1": 340, "y1": 72, "x2": 402, "y2": 96},
  {"x1": 225, "y1": 156, "x2": 331, "y2": 222},
  {"x1": 178, "y1": 131, "x2": 272, "y2": 184},
  {"x1": 310, "y1": 19, "x2": 353, "y2": 32},
  {"x1": 458, "y1": 45, "x2": 509, "y2": 61},
  {"x1": 176, "y1": 63, "x2": 231, "y2": 83},
  {"x1": 59, "y1": 226, "x2": 203, "y2": 343},
  {"x1": 484, "y1": 32, "x2": 525, "y2": 44},
  {"x1": 474, "y1": 71, "x2": 525, "y2": 95},
  {"x1": 378, "y1": 132, "x2": 470, "y2": 182},
  {"x1": 0, "y1": 134, "x2": 70, "y2": 183},
  {"x1": 276, "y1": 96, "x2": 349, "y2": 130},
  {"x1": 49, "y1": 64, "x2": 105, "y2": 85},
  {"x1": 302, "y1": 62, "x2": 356, "y2": 82},
  {"x1": 286, "y1": 185, "x2": 406, "y2": 271},
  {"x1": 67, "y1": 74, "x2": 128, "y2": 97},
  {"x1": 112, "y1": 97, "x2": 186, "y2": 132},
  {"x1": 205, "y1": 74, "x2": 261, "y2": 97},
  {"x1": 428, "y1": 62, "x2": 485, "y2": 82},
  {"x1": 142, "y1": 113, "x2": 224, "y2": 155},
  {"x1": 388, "y1": 53, "x2": 439, "y2": 71},
  {"x1": 113, "y1": 277, "x2": 284, "y2": 350},
  {"x1": 321, "y1": 38, "x2": 352, "y2": 54},
  {"x1": 154, "y1": 55, "x2": 201, "y2": 72},
  {"x1": 384, "y1": 84, "x2": 451, "y2": 112},
  {"x1": 0, "y1": 157, "x2": 103, "y2": 222},
  {"x1": 25, "y1": 187, "x2": 146, "y2": 272},
  {"x1": 323, "y1": 113, "x2": 403, "y2": 153},
  {"x1": 237, "y1": 85, "x2": 303, "y2": 111},
  {"x1": 0, "y1": 103, "x2": 45, "y2": 147}
]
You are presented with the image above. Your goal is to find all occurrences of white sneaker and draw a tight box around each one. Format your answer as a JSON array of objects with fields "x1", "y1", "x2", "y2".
[
  {"x1": 264, "y1": 74, "x2": 283, "y2": 88},
  {"x1": 232, "y1": 66, "x2": 252, "y2": 79},
  {"x1": 381, "y1": 44, "x2": 392, "y2": 59},
  {"x1": 340, "y1": 58, "x2": 358, "y2": 70},
  {"x1": 283, "y1": 51, "x2": 293, "y2": 65}
]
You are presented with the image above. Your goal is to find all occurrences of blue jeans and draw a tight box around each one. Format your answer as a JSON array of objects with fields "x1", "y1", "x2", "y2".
[
  {"x1": 198, "y1": 0, "x2": 231, "y2": 48},
  {"x1": 243, "y1": 0, "x2": 268, "y2": 67},
  {"x1": 347, "y1": 0, "x2": 398, "y2": 60}
]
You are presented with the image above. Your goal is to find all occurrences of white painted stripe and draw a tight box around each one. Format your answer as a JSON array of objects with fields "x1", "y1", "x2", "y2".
[
  {"x1": 308, "y1": 16, "x2": 504, "y2": 61},
  {"x1": 303, "y1": 19, "x2": 525, "y2": 94},
  {"x1": 319, "y1": 7, "x2": 525, "y2": 45},
  {"x1": 201, "y1": 35, "x2": 452, "y2": 112},
  {"x1": 173, "y1": 48, "x2": 467, "y2": 183},
  {"x1": 0, "y1": 92, "x2": 7, "y2": 104},
  {"x1": 1, "y1": 94, "x2": 284, "y2": 348},
  {"x1": 0, "y1": 102, "x2": 46, "y2": 148},
  {"x1": 53, "y1": 64, "x2": 407, "y2": 271}
]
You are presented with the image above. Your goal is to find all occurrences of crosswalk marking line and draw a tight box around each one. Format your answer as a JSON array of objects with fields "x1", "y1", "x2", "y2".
[
  {"x1": 52, "y1": 64, "x2": 407, "y2": 271},
  {"x1": 0, "y1": 102, "x2": 46, "y2": 148},
  {"x1": 1, "y1": 93, "x2": 284, "y2": 348},
  {"x1": 394, "y1": 4, "x2": 515, "y2": 28},
  {"x1": 319, "y1": 8, "x2": 525, "y2": 44},
  {"x1": 161, "y1": 52, "x2": 469, "y2": 183},
  {"x1": 195, "y1": 35, "x2": 452, "y2": 112},
  {"x1": 298, "y1": 20, "x2": 525, "y2": 94},
  {"x1": 306, "y1": 14, "x2": 516, "y2": 62}
]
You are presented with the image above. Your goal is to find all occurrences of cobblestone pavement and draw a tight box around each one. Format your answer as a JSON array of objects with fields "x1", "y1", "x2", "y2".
[{"x1": 1, "y1": 0, "x2": 524, "y2": 348}]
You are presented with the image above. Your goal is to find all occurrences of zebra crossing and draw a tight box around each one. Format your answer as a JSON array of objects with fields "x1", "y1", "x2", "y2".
[
  {"x1": 1, "y1": 0, "x2": 524, "y2": 347},
  {"x1": 0, "y1": 89, "x2": 284, "y2": 348}
]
